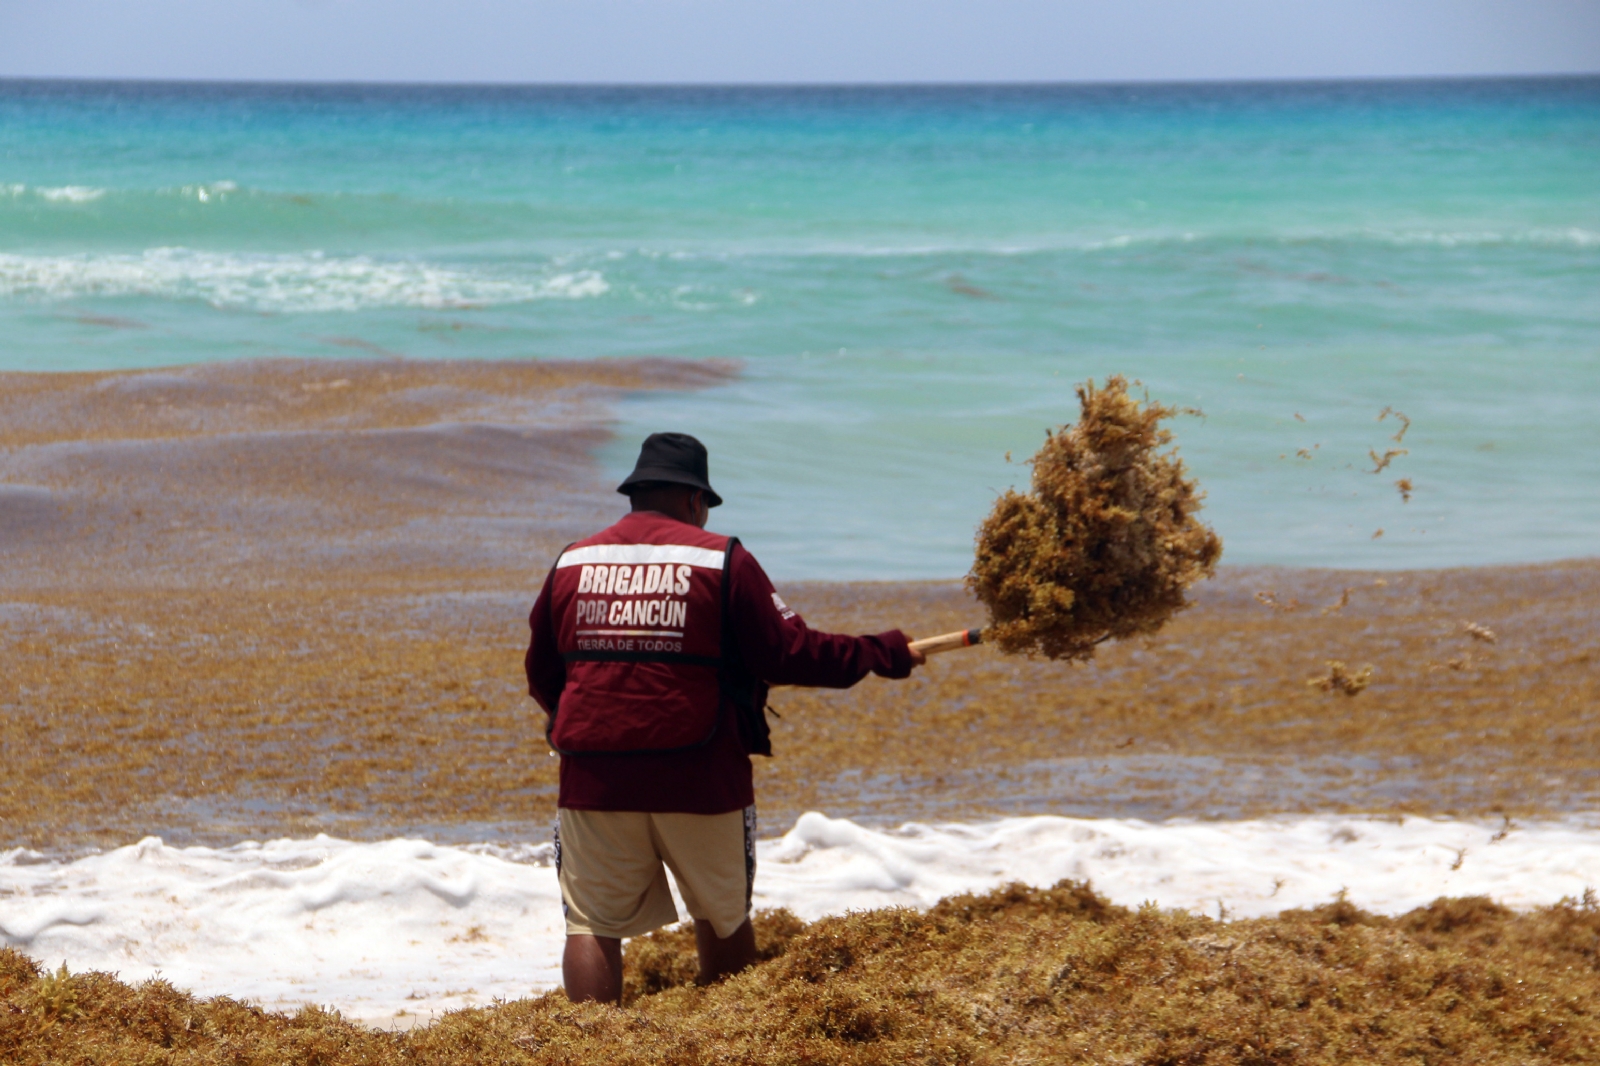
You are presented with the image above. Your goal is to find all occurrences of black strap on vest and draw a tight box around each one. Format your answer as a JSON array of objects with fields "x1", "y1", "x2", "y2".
[{"x1": 560, "y1": 650, "x2": 721, "y2": 667}]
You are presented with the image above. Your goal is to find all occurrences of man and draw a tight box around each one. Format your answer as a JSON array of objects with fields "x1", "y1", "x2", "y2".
[{"x1": 525, "y1": 431, "x2": 924, "y2": 1004}]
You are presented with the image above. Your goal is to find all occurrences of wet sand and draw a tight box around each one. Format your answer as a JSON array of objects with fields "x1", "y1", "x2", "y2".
[{"x1": 2, "y1": 358, "x2": 1597, "y2": 852}]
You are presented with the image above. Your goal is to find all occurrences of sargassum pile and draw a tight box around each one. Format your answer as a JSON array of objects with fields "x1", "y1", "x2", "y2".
[{"x1": 968, "y1": 375, "x2": 1222, "y2": 661}]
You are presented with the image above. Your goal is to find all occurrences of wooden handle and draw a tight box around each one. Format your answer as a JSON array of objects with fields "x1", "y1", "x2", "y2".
[{"x1": 909, "y1": 628, "x2": 985, "y2": 656}]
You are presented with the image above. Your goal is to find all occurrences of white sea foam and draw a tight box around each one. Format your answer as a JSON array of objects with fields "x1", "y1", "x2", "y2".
[
  {"x1": 2, "y1": 813, "x2": 1596, "y2": 1026},
  {"x1": 32, "y1": 185, "x2": 107, "y2": 203},
  {"x1": 0, "y1": 835, "x2": 564, "y2": 1027},
  {"x1": 0, "y1": 249, "x2": 608, "y2": 313},
  {"x1": 1360, "y1": 226, "x2": 1600, "y2": 249},
  {"x1": 0, "y1": 184, "x2": 107, "y2": 203},
  {"x1": 178, "y1": 182, "x2": 239, "y2": 204},
  {"x1": 611, "y1": 224, "x2": 1600, "y2": 262}
]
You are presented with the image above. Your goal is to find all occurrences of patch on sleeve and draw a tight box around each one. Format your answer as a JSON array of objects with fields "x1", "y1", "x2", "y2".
[{"x1": 771, "y1": 592, "x2": 797, "y2": 620}]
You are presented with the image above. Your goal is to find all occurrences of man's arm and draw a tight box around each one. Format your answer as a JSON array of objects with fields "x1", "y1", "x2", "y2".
[
  {"x1": 525, "y1": 566, "x2": 566, "y2": 715},
  {"x1": 726, "y1": 544, "x2": 915, "y2": 687}
]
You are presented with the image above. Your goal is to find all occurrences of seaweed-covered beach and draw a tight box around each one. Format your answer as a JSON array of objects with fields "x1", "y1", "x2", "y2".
[
  {"x1": 3, "y1": 358, "x2": 1599, "y2": 1060},
  {"x1": 4, "y1": 362, "x2": 1598, "y2": 848},
  {"x1": 9, "y1": 885, "x2": 1600, "y2": 1065}
]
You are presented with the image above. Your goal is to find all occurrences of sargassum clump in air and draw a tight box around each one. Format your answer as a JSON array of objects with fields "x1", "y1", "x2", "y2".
[{"x1": 967, "y1": 376, "x2": 1223, "y2": 661}]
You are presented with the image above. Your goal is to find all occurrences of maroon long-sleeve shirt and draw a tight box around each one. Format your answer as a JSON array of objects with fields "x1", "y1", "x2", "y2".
[{"x1": 526, "y1": 516, "x2": 913, "y2": 813}]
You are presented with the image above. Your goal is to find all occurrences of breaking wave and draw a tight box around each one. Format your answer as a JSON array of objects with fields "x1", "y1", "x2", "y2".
[
  {"x1": 3, "y1": 184, "x2": 107, "y2": 203},
  {"x1": 600, "y1": 226, "x2": 1600, "y2": 259},
  {"x1": 0, "y1": 248, "x2": 609, "y2": 312}
]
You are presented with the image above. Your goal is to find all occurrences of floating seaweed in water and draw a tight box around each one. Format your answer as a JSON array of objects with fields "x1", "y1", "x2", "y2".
[
  {"x1": 1308, "y1": 660, "x2": 1374, "y2": 696},
  {"x1": 1396, "y1": 477, "x2": 1413, "y2": 503},
  {"x1": 967, "y1": 376, "x2": 1222, "y2": 661}
]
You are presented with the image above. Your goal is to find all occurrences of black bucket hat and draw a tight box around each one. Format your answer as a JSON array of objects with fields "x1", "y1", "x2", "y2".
[{"x1": 617, "y1": 432, "x2": 723, "y2": 507}]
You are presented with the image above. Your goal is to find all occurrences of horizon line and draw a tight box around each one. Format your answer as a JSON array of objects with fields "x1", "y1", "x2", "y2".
[{"x1": 2, "y1": 71, "x2": 1597, "y2": 92}]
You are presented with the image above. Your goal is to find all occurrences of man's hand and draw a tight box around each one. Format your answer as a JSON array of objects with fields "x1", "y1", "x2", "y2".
[{"x1": 908, "y1": 640, "x2": 926, "y2": 668}]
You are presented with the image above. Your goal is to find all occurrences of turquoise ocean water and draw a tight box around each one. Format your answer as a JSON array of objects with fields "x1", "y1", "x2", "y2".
[{"x1": 2, "y1": 79, "x2": 1596, "y2": 579}]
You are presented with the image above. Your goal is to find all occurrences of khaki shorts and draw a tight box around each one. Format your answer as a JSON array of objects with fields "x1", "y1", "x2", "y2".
[{"x1": 555, "y1": 806, "x2": 756, "y2": 940}]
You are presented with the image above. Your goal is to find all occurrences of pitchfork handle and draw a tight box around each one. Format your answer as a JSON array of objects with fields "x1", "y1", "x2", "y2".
[{"x1": 908, "y1": 628, "x2": 984, "y2": 656}]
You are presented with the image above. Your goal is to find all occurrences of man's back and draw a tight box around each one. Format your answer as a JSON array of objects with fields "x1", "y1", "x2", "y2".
[{"x1": 525, "y1": 508, "x2": 915, "y2": 814}]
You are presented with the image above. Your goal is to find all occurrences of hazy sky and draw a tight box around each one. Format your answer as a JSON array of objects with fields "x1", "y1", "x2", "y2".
[{"x1": 3, "y1": 0, "x2": 1598, "y2": 84}]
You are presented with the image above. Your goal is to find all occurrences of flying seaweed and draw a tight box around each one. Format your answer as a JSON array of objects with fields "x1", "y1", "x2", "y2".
[
  {"x1": 1369, "y1": 448, "x2": 1408, "y2": 474},
  {"x1": 919, "y1": 376, "x2": 1221, "y2": 663},
  {"x1": 1377, "y1": 406, "x2": 1411, "y2": 443},
  {"x1": 1254, "y1": 590, "x2": 1302, "y2": 613}
]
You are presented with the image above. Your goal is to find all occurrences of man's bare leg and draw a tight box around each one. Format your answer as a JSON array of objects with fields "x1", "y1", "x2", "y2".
[
  {"x1": 694, "y1": 917, "x2": 758, "y2": 985},
  {"x1": 563, "y1": 934, "x2": 623, "y2": 1004}
]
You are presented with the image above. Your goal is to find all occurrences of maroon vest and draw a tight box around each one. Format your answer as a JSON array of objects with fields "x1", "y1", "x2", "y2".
[{"x1": 546, "y1": 512, "x2": 736, "y2": 755}]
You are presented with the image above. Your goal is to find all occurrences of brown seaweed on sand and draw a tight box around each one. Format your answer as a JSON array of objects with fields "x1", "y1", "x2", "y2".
[
  {"x1": 1255, "y1": 590, "x2": 1302, "y2": 613},
  {"x1": 12, "y1": 885, "x2": 1600, "y2": 1066},
  {"x1": 967, "y1": 376, "x2": 1222, "y2": 661},
  {"x1": 1308, "y1": 660, "x2": 1373, "y2": 696},
  {"x1": 1321, "y1": 587, "x2": 1354, "y2": 615}
]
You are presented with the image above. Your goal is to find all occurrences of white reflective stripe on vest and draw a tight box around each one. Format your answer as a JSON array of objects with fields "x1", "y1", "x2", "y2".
[{"x1": 555, "y1": 543, "x2": 726, "y2": 569}]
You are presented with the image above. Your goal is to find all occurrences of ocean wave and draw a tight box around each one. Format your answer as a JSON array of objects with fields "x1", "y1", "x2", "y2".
[
  {"x1": 1361, "y1": 227, "x2": 1600, "y2": 249},
  {"x1": 617, "y1": 226, "x2": 1599, "y2": 260},
  {"x1": 37, "y1": 186, "x2": 106, "y2": 204},
  {"x1": 0, "y1": 249, "x2": 609, "y2": 312},
  {"x1": 628, "y1": 235, "x2": 1184, "y2": 259},
  {"x1": 2, "y1": 184, "x2": 107, "y2": 203},
  {"x1": 3, "y1": 177, "x2": 1592, "y2": 255},
  {"x1": 910, "y1": 225, "x2": 1598, "y2": 254},
  {"x1": 2, "y1": 181, "x2": 280, "y2": 207},
  {"x1": 175, "y1": 181, "x2": 239, "y2": 204}
]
